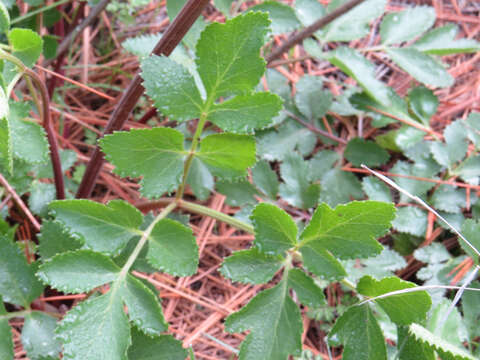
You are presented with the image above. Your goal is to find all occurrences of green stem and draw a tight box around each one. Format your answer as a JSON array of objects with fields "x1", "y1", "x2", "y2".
[
  {"x1": 11, "y1": 0, "x2": 72, "y2": 25},
  {"x1": 0, "y1": 309, "x2": 31, "y2": 320},
  {"x1": 119, "y1": 202, "x2": 177, "y2": 278},
  {"x1": 177, "y1": 199, "x2": 254, "y2": 234}
]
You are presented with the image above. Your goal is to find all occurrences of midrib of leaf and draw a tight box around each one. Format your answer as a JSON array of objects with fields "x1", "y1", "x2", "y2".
[
  {"x1": 73, "y1": 212, "x2": 142, "y2": 238},
  {"x1": 267, "y1": 274, "x2": 289, "y2": 359}
]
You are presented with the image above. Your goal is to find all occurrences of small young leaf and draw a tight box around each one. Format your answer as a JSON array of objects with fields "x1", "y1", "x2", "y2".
[
  {"x1": 326, "y1": 47, "x2": 391, "y2": 106},
  {"x1": 37, "y1": 250, "x2": 120, "y2": 294},
  {"x1": 408, "y1": 324, "x2": 475, "y2": 360},
  {"x1": 37, "y1": 220, "x2": 83, "y2": 261},
  {"x1": 408, "y1": 86, "x2": 438, "y2": 126},
  {"x1": 196, "y1": 12, "x2": 270, "y2": 98},
  {"x1": 295, "y1": 0, "x2": 325, "y2": 28},
  {"x1": 252, "y1": 160, "x2": 279, "y2": 199},
  {"x1": 321, "y1": 0, "x2": 386, "y2": 42},
  {"x1": 121, "y1": 275, "x2": 167, "y2": 335},
  {"x1": 344, "y1": 138, "x2": 390, "y2": 167},
  {"x1": 225, "y1": 279, "x2": 303, "y2": 360},
  {"x1": 300, "y1": 201, "x2": 394, "y2": 259},
  {"x1": 0, "y1": 235, "x2": 43, "y2": 307},
  {"x1": 49, "y1": 199, "x2": 143, "y2": 256},
  {"x1": 56, "y1": 292, "x2": 131, "y2": 360},
  {"x1": 294, "y1": 75, "x2": 332, "y2": 121},
  {"x1": 319, "y1": 168, "x2": 363, "y2": 207},
  {"x1": 357, "y1": 276, "x2": 431, "y2": 325},
  {"x1": 362, "y1": 177, "x2": 392, "y2": 203},
  {"x1": 208, "y1": 92, "x2": 283, "y2": 134},
  {"x1": 0, "y1": 298, "x2": 13, "y2": 360},
  {"x1": 147, "y1": 219, "x2": 198, "y2": 277},
  {"x1": 8, "y1": 28, "x2": 43, "y2": 67},
  {"x1": 459, "y1": 219, "x2": 480, "y2": 264},
  {"x1": 220, "y1": 248, "x2": 283, "y2": 284},
  {"x1": 380, "y1": 6, "x2": 435, "y2": 45},
  {"x1": 256, "y1": 120, "x2": 316, "y2": 161},
  {"x1": 9, "y1": 102, "x2": 49, "y2": 164},
  {"x1": 430, "y1": 120, "x2": 468, "y2": 168},
  {"x1": 141, "y1": 55, "x2": 203, "y2": 122},
  {"x1": 431, "y1": 185, "x2": 465, "y2": 214},
  {"x1": 128, "y1": 328, "x2": 188, "y2": 360},
  {"x1": 28, "y1": 181, "x2": 55, "y2": 217},
  {"x1": 216, "y1": 178, "x2": 259, "y2": 206},
  {"x1": 329, "y1": 304, "x2": 387, "y2": 360},
  {"x1": 251, "y1": 203, "x2": 297, "y2": 255},
  {"x1": 386, "y1": 48, "x2": 454, "y2": 88},
  {"x1": 250, "y1": 1, "x2": 300, "y2": 35},
  {"x1": 279, "y1": 152, "x2": 319, "y2": 209},
  {"x1": 100, "y1": 128, "x2": 186, "y2": 198},
  {"x1": 288, "y1": 268, "x2": 326, "y2": 307},
  {"x1": 197, "y1": 133, "x2": 256, "y2": 179},
  {"x1": 413, "y1": 24, "x2": 480, "y2": 55},
  {"x1": 21, "y1": 312, "x2": 61, "y2": 360},
  {"x1": 392, "y1": 206, "x2": 427, "y2": 237}
]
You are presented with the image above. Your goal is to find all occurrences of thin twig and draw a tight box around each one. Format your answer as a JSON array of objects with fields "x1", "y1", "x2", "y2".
[
  {"x1": 266, "y1": 0, "x2": 366, "y2": 63},
  {"x1": 76, "y1": 0, "x2": 210, "y2": 199},
  {"x1": 0, "y1": 173, "x2": 41, "y2": 232}
]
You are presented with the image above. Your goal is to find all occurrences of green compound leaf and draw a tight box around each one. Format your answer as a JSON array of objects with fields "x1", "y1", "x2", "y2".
[
  {"x1": 38, "y1": 220, "x2": 82, "y2": 261},
  {"x1": 208, "y1": 92, "x2": 282, "y2": 134},
  {"x1": 128, "y1": 328, "x2": 188, "y2": 360},
  {"x1": 225, "y1": 278, "x2": 303, "y2": 360},
  {"x1": 408, "y1": 324, "x2": 475, "y2": 360},
  {"x1": 287, "y1": 268, "x2": 325, "y2": 307},
  {"x1": 252, "y1": 160, "x2": 279, "y2": 199},
  {"x1": 459, "y1": 219, "x2": 480, "y2": 264},
  {"x1": 326, "y1": 46, "x2": 391, "y2": 107},
  {"x1": 386, "y1": 48, "x2": 454, "y2": 88},
  {"x1": 279, "y1": 152, "x2": 319, "y2": 209},
  {"x1": 329, "y1": 304, "x2": 386, "y2": 360},
  {"x1": 21, "y1": 312, "x2": 61, "y2": 360},
  {"x1": 294, "y1": 75, "x2": 332, "y2": 121},
  {"x1": 321, "y1": 0, "x2": 386, "y2": 42},
  {"x1": 49, "y1": 199, "x2": 143, "y2": 256},
  {"x1": 8, "y1": 28, "x2": 43, "y2": 67},
  {"x1": 0, "y1": 116, "x2": 12, "y2": 174},
  {"x1": 0, "y1": 297, "x2": 13, "y2": 360},
  {"x1": 197, "y1": 133, "x2": 256, "y2": 179},
  {"x1": 141, "y1": 55, "x2": 203, "y2": 122},
  {"x1": 196, "y1": 12, "x2": 270, "y2": 98},
  {"x1": 120, "y1": 275, "x2": 167, "y2": 335},
  {"x1": 0, "y1": 1, "x2": 9, "y2": 34},
  {"x1": 408, "y1": 86, "x2": 438, "y2": 126},
  {"x1": 220, "y1": 248, "x2": 283, "y2": 284},
  {"x1": 9, "y1": 102, "x2": 49, "y2": 164},
  {"x1": 251, "y1": 202, "x2": 297, "y2": 255},
  {"x1": 380, "y1": 6, "x2": 435, "y2": 45},
  {"x1": 397, "y1": 326, "x2": 435, "y2": 360},
  {"x1": 299, "y1": 201, "x2": 395, "y2": 278},
  {"x1": 344, "y1": 138, "x2": 390, "y2": 167},
  {"x1": 0, "y1": 235, "x2": 43, "y2": 307},
  {"x1": 37, "y1": 250, "x2": 121, "y2": 294},
  {"x1": 250, "y1": 1, "x2": 300, "y2": 35},
  {"x1": 392, "y1": 206, "x2": 428, "y2": 237},
  {"x1": 100, "y1": 128, "x2": 186, "y2": 198},
  {"x1": 430, "y1": 120, "x2": 468, "y2": 168},
  {"x1": 357, "y1": 276, "x2": 431, "y2": 325},
  {"x1": 147, "y1": 219, "x2": 198, "y2": 277},
  {"x1": 413, "y1": 24, "x2": 480, "y2": 55},
  {"x1": 56, "y1": 291, "x2": 131, "y2": 360}
]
